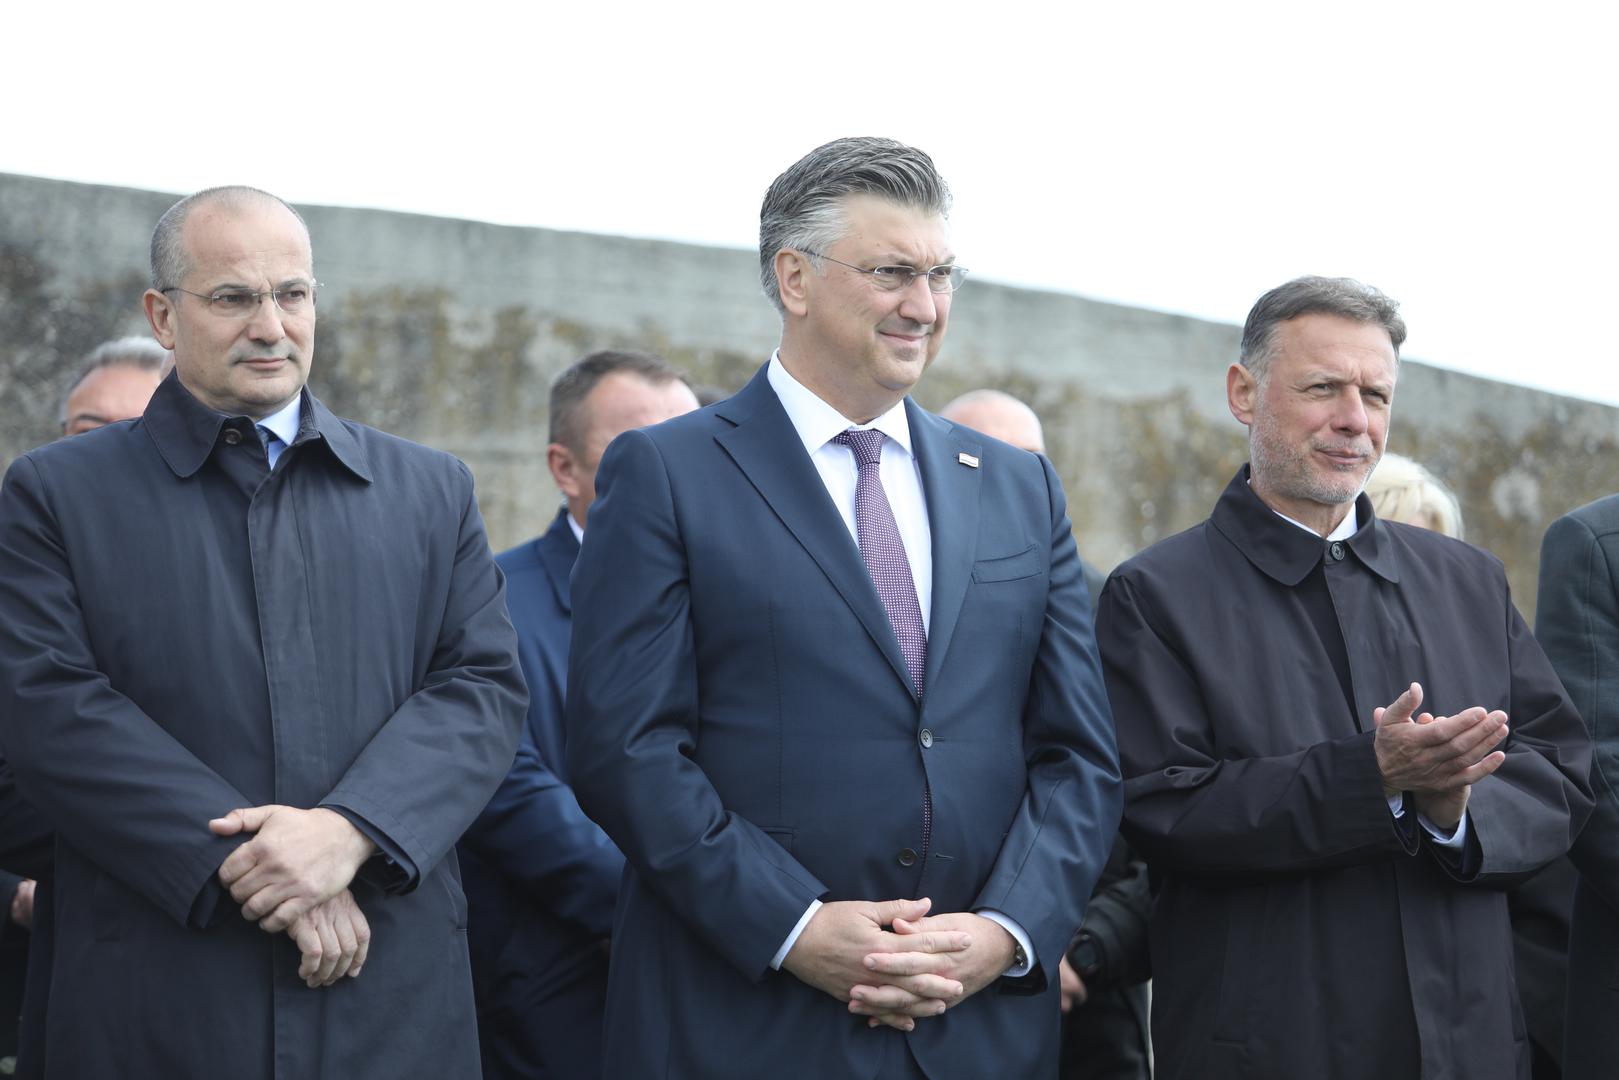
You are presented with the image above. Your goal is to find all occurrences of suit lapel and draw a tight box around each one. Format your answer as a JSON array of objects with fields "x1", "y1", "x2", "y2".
[
  {"x1": 714, "y1": 367, "x2": 914, "y2": 697},
  {"x1": 536, "y1": 510, "x2": 579, "y2": 616},
  {"x1": 910, "y1": 401, "x2": 982, "y2": 698}
]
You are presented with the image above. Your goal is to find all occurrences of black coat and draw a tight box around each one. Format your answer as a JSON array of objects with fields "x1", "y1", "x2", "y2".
[
  {"x1": 1098, "y1": 468, "x2": 1592, "y2": 1080},
  {"x1": 0, "y1": 375, "x2": 526, "y2": 1079}
]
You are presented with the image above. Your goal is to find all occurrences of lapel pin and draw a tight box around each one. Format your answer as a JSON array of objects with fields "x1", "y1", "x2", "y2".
[{"x1": 957, "y1": 452, "x2": 980, "y2": 468}]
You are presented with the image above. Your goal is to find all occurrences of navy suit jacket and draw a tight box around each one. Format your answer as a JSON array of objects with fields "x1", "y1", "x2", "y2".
[
  {"x1": 565, "y1": 364, "x2": 1122, "y2": 1079},
  {"x1": 459, "y1": 510, "x2": 623, "y2": 1027}
]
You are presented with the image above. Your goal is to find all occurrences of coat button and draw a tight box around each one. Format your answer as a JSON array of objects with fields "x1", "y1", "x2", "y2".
[
  {"x1": 897, "y1": 848, "x2": 918, "y2": 868},
  {"x1": 1329, "y1": 541, "x2": 1346, "y2": 561},
  {"x1": 919, "y1": 728, "x2": 933, "y2": 749},
  {"x1": 221, "y1": 428, "x2": 242, "y2": 446}
]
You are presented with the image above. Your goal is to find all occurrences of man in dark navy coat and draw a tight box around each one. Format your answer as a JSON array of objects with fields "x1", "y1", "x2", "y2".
[
  {"x1": 1538, "y1": 494, "x2": 1619, "y2": 1080},
  {"x1": 0, "y1": 186, "x2": 526, "y2": 1078},
  {"x1": 459, "y1": 349, "x2": 696, "y2": 1079},
  {"x1": 1098, "y1": 276, "x2": 1592, "y2": 1080},
  {"x1": 565, "y1": 137, "x2": 1121, "y2": 1079}
]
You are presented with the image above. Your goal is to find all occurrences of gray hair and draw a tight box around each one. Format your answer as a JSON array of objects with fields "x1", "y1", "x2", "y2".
[
  {"x1": 549, "y1": 349, "x2": 687, "y2": 453},
  {"x1": 150, "y1": 185, "x2": 311, "y2": 290},
  {"x1": 59, "y1": 337, "x2": 173, "y2": 426},
  {"x1": 1239, "y1": 276, "x2": 1407, "y2": 384},
  {"x1": 758, "y1": 137, "x2": 952, "y2": 316}
]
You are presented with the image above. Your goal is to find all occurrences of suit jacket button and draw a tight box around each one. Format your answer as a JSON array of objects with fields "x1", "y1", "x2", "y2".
[
  {"x1": 221, "y1": 428, "x2": 243, "y2": 446},
  {"x1": 919, "y1": 728, "x2": 933, "y2": 749},
  {"x1": 897, "y1": 848, "x2": 918, "y2": 868}
]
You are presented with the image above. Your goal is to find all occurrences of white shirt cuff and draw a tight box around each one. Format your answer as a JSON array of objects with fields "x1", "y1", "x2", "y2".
[
  {"x1": 1387, "y1": 794, "x2": 1469, "y2": 850},
  {"x1": 771, "y1": 899, "x2": 822, "y2": 970},
  {"x1": 977, "y1": 909, "x2": 1035, "y2": 978}
]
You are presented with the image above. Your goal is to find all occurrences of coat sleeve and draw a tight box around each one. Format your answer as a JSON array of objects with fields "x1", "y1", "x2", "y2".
[
  {"x1": 969, "y1": 455, "x2": 1123, "y2": 990},
  {"x1": 459, "y1": 723, "x2": 624, "y2": 937},
  {"x1": 1099, "y1": 571, "x2": 1418, "y2": 879},
  {"x1": 565, "y1": 429, "x2": 827, "y2": 981},
  {"x1": 0, "y1": 455, "x2": 253, "y2": 926},
  {"x1": 321, "y1": 461, "x2": 527, "y2": 892},
  {"x1": 1533, "y1": 512, "x2": 1613, "y2": 898}
]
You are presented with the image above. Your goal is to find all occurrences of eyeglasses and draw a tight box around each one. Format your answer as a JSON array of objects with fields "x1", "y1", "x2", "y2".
[
  {"x1": 160, "y1": 282, "x2": 320, "y2": 318},
  {"x1": 799, "y1": 250, "x2": 967, "y2": 294}
]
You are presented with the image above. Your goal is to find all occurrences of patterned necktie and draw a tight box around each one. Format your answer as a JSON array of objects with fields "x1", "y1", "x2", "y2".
[
  {"x1": 834, "y1": 428, "x2": 927, "y2": 698},
  {"x1": 256, "y1": 425, "x2": 283, "y2": 470}
]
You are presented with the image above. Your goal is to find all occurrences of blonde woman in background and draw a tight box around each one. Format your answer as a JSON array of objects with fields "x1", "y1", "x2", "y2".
[{"x1": 1365, "y1": 453, "x2": 1465, "y2": 539}]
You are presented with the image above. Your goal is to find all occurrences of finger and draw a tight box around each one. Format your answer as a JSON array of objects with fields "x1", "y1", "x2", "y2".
[
  {"x1": 1383, "y1": 683, "x2": 1422, "y2": 726},
  {"x1": 292, "y1": 919, "x2": 321, "y2": 982},
  {"x1": 1416, "y1": 713, "x2": 1436, "y2": 724},
  {"x1": 350, "y1": 910, "x2": 372, "y2": 977},
  {"x1": 216, "y1": 843, "x2": 260, "y2": 886},
  {"x1": 889, "y1": 919, "x2": 972, "y2": 952},
  {"x1": 239, "y1": 879, "x2": 298, "y2": 921},
  {"x1": 260, "y1": 895, "x2": 312, "y2": 934},
  {"x1": 209, "y1": 805, "x2": 280, "y2": 837},
  {"x1": 1373, "y1": 707, "x2": 1386, "y2": 727},
  {"x1": 1439, "y1": 710, "x2": 1507, "y2": 758},
  {"x1": 328, "y1": 908, "x2": 359, "y2": 983},
  {"x1": 1408, "y1": 706, "x2": 1490, "y2": 749},
  {"x1": 317, "y1": 916, "x2": 343, "y2": 987},
  {"x1": 871, "y1": 896, "x2": 932, "y2": 927},
  {"x1": 863, "y1": 950, "x2": 958, "y2": 978},
  {"x1": 849, "y1": 984, "x2": 950, "y2": 1016},
  {"x1": 1452, "y1": 750, "x2": 1508, "y2": 786},
  {"x1": 865, "y1": 1012, "x2": 916, "y2": 1032}
]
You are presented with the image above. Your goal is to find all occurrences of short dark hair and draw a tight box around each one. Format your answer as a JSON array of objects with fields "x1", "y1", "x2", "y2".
[
  {"x1": 758, "y1": 137, "x2": 951, "y2": 316},
  {"x1": 150, "y1": 185, "x2": 310, "y2": 290},
  {"x1": 549, "y1": 349, "x2": 685, "y2": 452},
  {"x1": 59, "y1": 337, "x2": 172, "y2": 427},
  {"x1": 1240, "y1": 276, "x2": 1407, "y2": 383}
]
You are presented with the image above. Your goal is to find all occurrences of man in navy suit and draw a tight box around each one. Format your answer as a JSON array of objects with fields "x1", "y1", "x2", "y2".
[
  {"x1": 460, "y1": 349, "x2": 697, "y2": 1079},
  {"x1": 565, "y1": 137, "x2": 1121, "y2": 1079}
]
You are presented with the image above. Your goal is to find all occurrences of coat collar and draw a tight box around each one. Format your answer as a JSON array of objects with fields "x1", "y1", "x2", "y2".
[
  {"x1": 536, "y1": 506, "x2": 581, "y2": 616},
  {"x1": 143, "y1": 372, "x2": 372, "y2": 484},
  {"x1": 1210, "y1": 464, "x2": 1400, "y2": 586}
]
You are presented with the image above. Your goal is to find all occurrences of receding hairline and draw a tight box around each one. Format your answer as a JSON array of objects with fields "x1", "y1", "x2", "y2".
[{"x1": 151, "y1": 185, "x2": 312, "y2": 290}]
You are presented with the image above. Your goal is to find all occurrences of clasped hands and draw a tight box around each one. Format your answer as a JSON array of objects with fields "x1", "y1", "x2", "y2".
[
  {"x1": 782, "y1": 897, "x2": 1016, "y2": 1033},
  {"x1": 1373, "y1": 682, "x2": 1508, "y2": 833},
  {"x1": 210, "y1": 805, "x2": 376, "y2": 988}
]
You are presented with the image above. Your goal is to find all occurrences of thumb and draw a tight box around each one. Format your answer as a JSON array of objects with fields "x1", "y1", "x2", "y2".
[
  {"x1": 872, "y1": 896, "x2": 932, "y2": 927},
  {"x1": 209, "y1": 804, "x2": 281, "y2": 836},
  {"x1": 1383, "y1": 682, "x2": 1423, "y2": 726},
  {"x1": 1373, "y1": 707, "x2": 1386, "y2": 728}
]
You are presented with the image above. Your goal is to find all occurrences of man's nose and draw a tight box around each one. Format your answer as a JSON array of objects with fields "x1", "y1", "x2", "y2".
[
  {"x1": 1333, "y1": 390, "x2": 1369, "y2": 434},
  {"x1": 245, "y1": 292, "x2": 286, "y2": 342},
  {"x1": 896, "y1": 274, "x2": 940, "y2": 324}
]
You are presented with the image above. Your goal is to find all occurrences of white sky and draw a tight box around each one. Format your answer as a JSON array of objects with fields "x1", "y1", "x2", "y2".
[{"x1": 7, "y1": 3, "x2": 1615, "y2": 403}]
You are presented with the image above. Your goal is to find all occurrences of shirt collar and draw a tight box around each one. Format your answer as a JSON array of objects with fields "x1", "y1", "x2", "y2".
[
  {"x1": 1214, "y1": 464, "x2": 1399, "y2": 585},
  {"x1": 567, "y1": 511, "x2": 585, "y2": 544},
  {"x1": 767, "y1": 351, "x2": 914, "y2": 459},
  {"x1": 256, "y1": 394, "x2": 302, "y2": 447}
]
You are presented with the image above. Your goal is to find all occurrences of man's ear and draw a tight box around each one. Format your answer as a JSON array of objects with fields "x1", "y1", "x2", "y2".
[
  {"x1": 144, "y1": 289, "x2": 178, "y2": 349},
  {"x1": 1227, "y1": 362, "x2": 1258, "y2": 427},
  {"x1": 547, "y1": 443, "x2": 580, "y2": 500},
  {"x1": 775, "y1": 249, "x2": 813, "y2": 318}
]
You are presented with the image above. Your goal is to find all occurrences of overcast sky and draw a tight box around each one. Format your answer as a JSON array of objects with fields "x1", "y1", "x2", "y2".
[{"x1": 7, "y1": 3, "x2": 1614, "y2": 403}]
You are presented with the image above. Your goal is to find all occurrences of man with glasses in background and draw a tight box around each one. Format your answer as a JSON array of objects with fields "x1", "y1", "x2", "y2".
[
  {"x1": 566, "y1": 137, "x2": 1120, "y2": 1079},
  {"x1": 0, "y1": 185, "x2": 525, "y2": 1078}
]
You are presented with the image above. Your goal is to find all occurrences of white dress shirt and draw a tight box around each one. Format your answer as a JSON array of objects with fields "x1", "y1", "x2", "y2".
[
  {"x1": 255, "y1": 395, "x2": 302, "y2": 470},
  {"x1": 764, "y1": 354, "x2": 1034, "y2": 977}
]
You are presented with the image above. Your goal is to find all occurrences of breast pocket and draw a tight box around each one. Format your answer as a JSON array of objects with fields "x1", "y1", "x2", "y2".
[{"x1": 971, "y1": 544, "x2": 1044, "y2": 583}]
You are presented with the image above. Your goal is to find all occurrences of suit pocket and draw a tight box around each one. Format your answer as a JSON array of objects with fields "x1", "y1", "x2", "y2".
[{"x1": 971, "y1": 544, "x2": 1043, "y2": 583}]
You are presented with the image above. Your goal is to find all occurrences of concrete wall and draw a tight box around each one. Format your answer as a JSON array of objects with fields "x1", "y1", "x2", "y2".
[{"x1": 5, "y1": 172, "x2": 1616, "y2": 621}]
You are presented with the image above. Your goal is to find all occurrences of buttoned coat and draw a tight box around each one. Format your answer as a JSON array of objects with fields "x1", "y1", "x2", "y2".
[
  {"x1": 0, "y1": 375, "x2": 526, "y2": 1079},
  {"x1": 564, "y1": 364, "x2": 1122, "y2": 1079},
  {"x1": 1098, "y1": 469, "x2": 1592, "y2": 1080},
  {"x1": 1536, "y1": 493, "x2": 1619, "y2": 1079}
]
